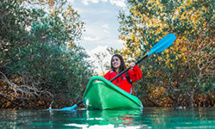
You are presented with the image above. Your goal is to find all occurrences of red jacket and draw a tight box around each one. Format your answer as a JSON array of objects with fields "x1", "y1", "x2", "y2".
[{"x1": 104, "y1": 65, "x2": 142, "y2": 94}]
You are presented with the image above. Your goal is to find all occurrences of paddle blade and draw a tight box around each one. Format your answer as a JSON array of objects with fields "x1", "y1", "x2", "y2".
[
  {"x1": 60, "y1": 104, "x2": 77, "y2": 111},
  {"x1": 147, "y1": 33, "x2": 176, "y2": 56}
]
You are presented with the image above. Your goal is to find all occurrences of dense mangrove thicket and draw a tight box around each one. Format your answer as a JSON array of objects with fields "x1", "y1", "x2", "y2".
[
  {"x1": 118, "y1": 0, "x2": 214, "y2": 107},
  {"x1": 0, "y1": 0, "x2": 214, "y2": 109},
  {"x1": 0, "y1": 0, "x2": 94, "y2": 109}
]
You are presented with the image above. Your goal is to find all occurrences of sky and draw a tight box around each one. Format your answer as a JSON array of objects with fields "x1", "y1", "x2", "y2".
[{"x1": 67, "y1": 0, "x2": 128, "y2": 73}]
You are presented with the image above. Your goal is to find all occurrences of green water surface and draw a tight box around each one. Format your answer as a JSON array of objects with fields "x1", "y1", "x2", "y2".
[{"x1": 0, "y1": 107, "x2": 215, "y2": 129}]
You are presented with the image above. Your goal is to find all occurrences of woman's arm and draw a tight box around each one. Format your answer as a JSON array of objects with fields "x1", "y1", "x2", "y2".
[{"x1": 128, "y1": 64, "x2": 143, "y2": 83}]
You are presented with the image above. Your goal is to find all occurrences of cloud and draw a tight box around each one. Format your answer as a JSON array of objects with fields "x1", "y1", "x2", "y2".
[
  {"x1": 102, "y1": 24, "x2": 110, "y2": 34},
  {"x1": 81, "y1": 0, "x2": 126, "y2": 7},
  {"x1": 86, "y1": 46, "x2": 112, "y2": 73},
  {"x1": 118, "y1": 39, "x2": 124, "y2": 45},
  {"x1": 104, "y1": 30, "x2": 110, "y2": 34},
  {"x1": 109, "y1": 0, "x2": 126, "y2": 7},
  {"x1": 83, "y1": 36, "x2": 100, "y2": 41},
  {"x1": 102, "y1": 24, "x2": 109, "y2": 29},
  {"x1": 82, "y1": 0, "x2": 99, "y2": 5},
  {"x1": 82, "y1": 0, "x2": 89, "y2": 5},
  {"x1": 80, "y1": 20, "x2": 124, "y2": 49},
  {"x1": 67, "y1": 0, "x2": 75, "y2": 3},
  {"x1": 71, "y1": 0, "x2": 125, "y2": 50}
]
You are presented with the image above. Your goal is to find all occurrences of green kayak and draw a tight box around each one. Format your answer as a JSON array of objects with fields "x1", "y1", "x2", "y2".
[{"x1": 83, "y1": 76, "x2": 143, "y2": 110}]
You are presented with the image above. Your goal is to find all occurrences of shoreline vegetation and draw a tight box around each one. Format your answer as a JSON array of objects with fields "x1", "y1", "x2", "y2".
[{"x1": 0, "y1": 0, "x2": 214, "y2": 109}]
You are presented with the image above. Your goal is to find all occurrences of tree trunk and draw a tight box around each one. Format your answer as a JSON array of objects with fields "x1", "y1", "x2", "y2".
[{"x1": 189, "y1": 91, "x2": 194, "y2": 108}]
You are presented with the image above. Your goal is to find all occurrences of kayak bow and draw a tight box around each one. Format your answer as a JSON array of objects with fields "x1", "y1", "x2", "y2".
[{"x1": 83, "y1": 76, "x2": 143, "y2": 110}]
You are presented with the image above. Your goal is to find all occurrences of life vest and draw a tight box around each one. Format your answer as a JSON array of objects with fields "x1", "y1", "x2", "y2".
[{"x1": 104, "y1": 65, "x2": 142, "y2": 94}]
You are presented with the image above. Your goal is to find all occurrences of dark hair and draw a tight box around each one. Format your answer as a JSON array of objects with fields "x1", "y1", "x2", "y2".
[{"x1": 111, "y1": 54, "x2": 126, "y2": 73}]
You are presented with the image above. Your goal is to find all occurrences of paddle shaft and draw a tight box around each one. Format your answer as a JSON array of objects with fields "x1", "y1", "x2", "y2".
[
  {"x1": 110, "y1": 55, "x2": 148, "y2": 82},
  {"x1": 67, "y1": 55, "x2": 148, "y2": 109},
  {"x1": 60, "y1": 33, "x2": 176, "y2": 110},
  {"x1": 77, "y1": 101, "x2": 83, "y2": 105}
]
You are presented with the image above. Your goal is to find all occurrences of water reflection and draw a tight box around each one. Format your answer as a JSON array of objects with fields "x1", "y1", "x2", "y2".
[
  {"x1": 0, "y1": 108, "x2": 215, "y2": 128},
  {"x1": 140, "y1": 108, "x2": 215, "y2": 128},
  {"x1": 84, "y1": 109, "x2": 144, "y2": 128}
]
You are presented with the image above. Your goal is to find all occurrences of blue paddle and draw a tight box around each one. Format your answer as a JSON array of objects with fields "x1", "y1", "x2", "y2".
[
  {"x1": 60, "y1": 101, "x2": 82, "y2": 110},
  {"x1": 110, "y1": 33, "x2": 176, "y2": 82},
  {"x1": 60, "y1": 33, "x2": 176, "y2": 110}
]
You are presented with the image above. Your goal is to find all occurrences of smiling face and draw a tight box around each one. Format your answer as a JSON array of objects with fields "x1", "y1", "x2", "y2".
[
  {"x1": 112, "y1": 56, "x2": 121, "y2": 69},
  {"x1": 111, "y1": 54, "x2": 126, "y2": 73}
]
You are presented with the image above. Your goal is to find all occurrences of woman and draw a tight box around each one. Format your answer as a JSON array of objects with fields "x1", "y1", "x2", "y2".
[{"x1": 104, "y1": 54, "x2": 142, "y2": 94}]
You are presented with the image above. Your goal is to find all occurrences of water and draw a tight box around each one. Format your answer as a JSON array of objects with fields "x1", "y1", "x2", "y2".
[{"x1": 0, "y1": 108, "x2": 215, "y2": 129}]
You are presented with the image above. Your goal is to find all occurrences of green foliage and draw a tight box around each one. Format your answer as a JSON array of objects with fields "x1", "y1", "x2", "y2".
[
  {"x1": 0, "y1": 0, "x2": 94, "y2": 108},
  {"x1": 118, "y1": 0, "x2": 214, "y2": 107}
]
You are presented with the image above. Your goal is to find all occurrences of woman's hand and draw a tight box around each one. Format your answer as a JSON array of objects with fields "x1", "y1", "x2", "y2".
[{"x1": 130, "y1": 62, "x2": 135, "y2": 69}]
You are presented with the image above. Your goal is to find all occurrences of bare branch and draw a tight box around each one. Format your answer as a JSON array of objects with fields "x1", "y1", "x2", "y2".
[{"x1": 0, "y1": 71, "x2": 53, "y2": 108}]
